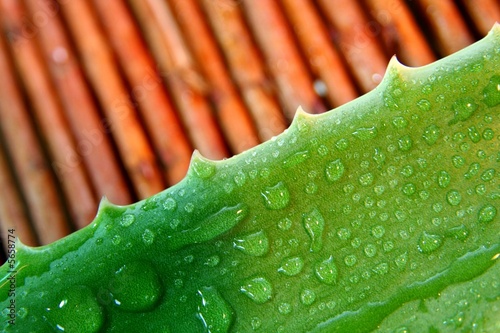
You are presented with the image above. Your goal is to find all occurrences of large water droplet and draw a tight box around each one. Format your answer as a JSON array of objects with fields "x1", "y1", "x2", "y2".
[
  {"x1": 233, "y1": 230, "x2": 269, "y2": 257},
  {"x1": 45, "y1": 286, "x2": 104, "y2": 333},
  {"x1": 464, "y1": 162, "x2": 480, "y2": 179},
  {"x1": 302, "y1": 208, "x2": 325, "y2": 252},
  {"x1": 446, "y1": 190, "x2": 462, "y2": 206},
  {"x1": 417, "y1": 232, "x2": 443, "y2": 254},
  {"x1": 109, "y1": 262, "x2": 162, "y2": 312},
  {"x1": 423, "y1": 124, "x2": 440, "y2": 145},
  {"x1": 315, "y1": 256, "x2": 338, "y2": 285},
  {"x1": 283, "y1": 151, "x2": 310, "y2": 169},
  {"x1": 467, "y1": 126, "x2": 481, "y2": 143},
  {"x1": 480, "y1": 168, "x2": 495, "y2": 182},
  {"x1": 398, "y1": 135, "x2": 413, "y2": 151},
  {"x1": 196, "y1": 286, "x2": 233, "y2": 333},
  {"x1": 325, "y1": 159, "x2": 345, "y2": 182},
  {"x1": 120, "y1": 214, "x2": 135, "y2": 227},
  {"x1": 359, "y1": 173, "x2": 374, "y2": 186},
  {"x1": 478, "y1": 204, "x2": 497, "y2": 223},
  {"x1": 482, "y1": 75, "x2": 500, "y2": 107},
  {"x1": 353, "y1": 126, "x2": 378, "y2": 140},
  {"x1": 300, "y1": 289, "x2": 316, "y2": 306},
  {"x1": 450, "y1": 97, "x2": 478, "y2": 124},
  {"x1": 445, "y1": 224, "x2": 469, "y2": 240},
  {"x1": 278, "y1": 256, "x2": 304, "y2": 276},
  {"x1": 437, "y1": 170, "x2": 451, "y2": 188},
  {"x1": 240, "y1": 277, "x2": 273, "y2": 304},
  {"x1": 261, "y1": 182, "x2": 290, "y2": 210}
]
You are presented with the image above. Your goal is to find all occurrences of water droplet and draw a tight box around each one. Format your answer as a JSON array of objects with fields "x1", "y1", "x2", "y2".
[
  {"x1": 450, "y1": 97, "x2": 478, "y2": 124},
  {"x1": 337, "y1": 228, "x2": 351, "y2": 240},
  {"x1": 300, "y1": 289, "x2": 316, "y2": 306},
  {"x1": 335, "y1": 138, "x2": 349, "y2": 151},
  {"x1": 452, "y1": 155, "x2": 465, "y2": 168},
  {"x1": 467, "y1": 126, "x2": 481, "y2": 143},
  {"x1": 392, "y1": 116, "x2": 408, "y2": 129},
  {"x1": 423, "y1": 124, "x2": 440, "y2": 145},
  {"x1": 359, "y1": 173, "x2": 374, "y2": 186},
  {"x1": 371, "y1": 225, "x2": 385, "y2": 238},
  {"x1": 417, "y1": 232, "x2": 443, "y2": 253},
  {"x1": 478, "y1": 204, "x2": 497, "y2": 223},
  {"x1": 372, "y1": 262, "x2": 389, "y2": 275},
  {"x1": 464, "y1": 162, "x2": 480, "y2": 179},
  {"x1": 318, "y1": 145, "x2": 329, "y2": 156},
  {"x1": 278, "y1": 302, "x2": 292, "y2": 315},
  {"x1": 400, "y1": 165, "x2": 414, "y2": 177},
  {"x1": 374, "y1": 185, "x2": 385, "y2": 195},
  {"x1": 481, "y1": 168, "x2": 495, "y2": 182},
  {"x1": 278, "y1": 256, "x2": 304, "y2": 276},
  {"x1": 240, "y1": 277, "x2": 273, "y2": 304},
  {"x1": 191, "y1": 155, "x2": 216, "y2": 179},
  {"x1": 417, "y1": 99, "x2": 431, "y2": 111},
  {"x1": 234, "y1": 171, "x2": 247, "y2": 187},
  {"x1": 325, "y1": 159, "x2": 345, "y2": 182},
  {"x1": 283, "y1": 150, "x2": 310, "y2": 168},
  {"x1": 251, "y1": 317, "x2": 262, "y2": 330},
  {"x1": 482, "y1": 75, "x2": 500, "y2": 107},
  {"x1": 344, "y1": 254, "x2": 357, "y2": 267},
  {"x1": 184, "y1": 202, "x2": 195, "y2": 213},
  {"x1": 398, "y1": 135, "x2": 413, "y2": 151},
  {"x1": 446, "y1": 190, "x2": 462, "y2": 206},
  {"x1": 383, "y1": 241, "x2": 394, "y2": 252},
  {"x1": 233, "y1": 230, "x2": 269, "y2": 257},
  {"x1": 109, "y1": 262, "x2": 162, "y2": 312},
  {"x1": 302, "y1": 208, "x2": 325, "y2": 252},
  {"x1": 394, "y1": 252, "x2": 408, "y2": 270},
  {"x1": 45, "y1": 286, "x2": 104, "y2": 333},
  {"x1": 163, "y1": 197, "x2": 177, "y2": 211},
  {"x1": 196, "y1": 286, "x2": 233, "y2": 333},
  {"x1": 353, "y1": 126, "x2": 378, "y2": 140},
  {"x1": 261, "y1": 182, "x2": 290, "y2": 210},
  {"x1": 277, "y1": 217, "x2": 292, "y2": 231},
  {"x1": 373, "y1": 148, "x2": 386, "y2": 166},
  {"x1": 402, "y1": 183, "x2": 416, "y2": 196},
  {"x1": 112, "y1": 235, "x2": 121, "y2": 245},
  {"x1": 364, "y1": 244, "x2": 377, "y2": 257},
  {"x1": 305, "y1": 182, "x2": 318, "y2": 194},
  {"x1": 142, "y1": 229, "x2": 154, "y2": 246},
  {"x1": 482, "y1": 128, "x2": 494, "y2": 140},
  {"x1": 205, "y1": 255, "x2": 221, "y2": 267},
  {"x1": 314, "y1": 256, "x2": 338, "y2": 285},
  {"x1": 120, "y1": 214, "x2": 135, "y2": 227},
  {"x1": 446, "y1": 224, "x2": 469, "y2": 240},
  {"x1": 437, "y1": 170, "x2": 451, "y2": 188}
]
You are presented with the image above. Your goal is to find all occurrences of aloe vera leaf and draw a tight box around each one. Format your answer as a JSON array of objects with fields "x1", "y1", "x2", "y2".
[{"x1": 1, "y1": 25, "x2": 500, "y2": 333}]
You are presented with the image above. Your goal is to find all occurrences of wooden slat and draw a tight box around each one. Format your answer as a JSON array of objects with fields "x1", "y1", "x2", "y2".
[
  {"x1": 1, "y1": 0, "x2": 97, "y2": 230},
  {"x1": 461, "y1": 0, "x2": 500, "y2": 37}
]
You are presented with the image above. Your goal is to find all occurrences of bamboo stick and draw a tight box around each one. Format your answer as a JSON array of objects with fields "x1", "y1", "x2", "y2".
[
  {"x1": 415, "y1": 0, "x2": 474, "y2": 55},
  {"x1": 0, "y1": 139, "x2": 38, "y2": 249},
  {"x1": 167, "y1": 0, "x2": 260, "y2": 153},
  {"x1": 90, "y1": 0, "x2": 193, "y2": 185},
  {"x1": 201, "y1": 0, "x2": 287, "y2": 141},
  {"x1": 460, "y1": 0, "x2": 500, "y2": 37},
  {"x1": 128, "y1": 0, "x2": 229, "y2": 160},
  {"x1": 0, "y1": 28, "x2": 70, "y2": 244},
  {"x1": 280, "y1": 0, "x2": 359, "y2": 107},
  {"x1": 317, "y1": 0, "x2": 388, "y2": 93},
  {"x1": 1, "y1": 0, "x2": 97, "y2": 230},
  {"x1": 363, "y1": 0, "x2": 436, "y2": 66},
  {"x1": 59, "y1": 0, "x2": 165, "y2": 198},
  {"x1": 23, "y1": 0, "x2": 132, "y2": 205},
  {"x1": 242, "y1": 0, "x2": 325, "y2": 120}
]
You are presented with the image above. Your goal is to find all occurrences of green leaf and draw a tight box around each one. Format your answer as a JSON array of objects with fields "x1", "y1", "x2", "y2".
[{"x1": 2, "y1": 24, "x2": 500, "y2": 333}]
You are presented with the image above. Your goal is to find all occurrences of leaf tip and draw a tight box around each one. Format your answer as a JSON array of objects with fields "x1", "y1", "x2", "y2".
[{"x1": 188, "y1": 149, "x2": 217, "y2": 179}]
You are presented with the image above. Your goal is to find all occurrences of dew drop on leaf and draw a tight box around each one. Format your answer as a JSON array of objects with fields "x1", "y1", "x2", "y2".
[
  {"x1": 450, "y1": 97, "x2": 478, "y2": 124},
  {"x1": 422, "y1": 124, "x2": 440, "y2": 145},
  {"x1": 482, "y1": 75, "x2": 500, "y2": 107},
  {"x1": 142, "y1": 229, "x2": 154, "y2": 246},
  {"x1": 240, "y1": 277, "x2": 273, "y2": 304},
  {"x1": 314, "y1": 255, "x2": 338, "y2": 285},
  {"x1": 353, "y1": 126, "x2": 378, "y2": 140},
  {"x1": 278, "y1": 256, "x2": 304, "y2": 276},
  {"x1": 478, "y1": 204, "x2": 497, "y2": 223},
  {"x1": 371, "y1": 225, "x2": 385, "y2": 239},
  {"x1": 344, "y1": 254, "x2": 358, "y2": 267},
  {"x1": 233, "y1": 230, "x2": 269, "y2": 257},
  {"x1": 446, "y1": 190, "x2": 462, "y2": 206},
  {"x1": 302, "y1": 208, "x2": 325, "y2": 252},
  {"x1": 359, "y1": 173, "x2": 374, "y2": 186},
  {"x1": 467, "y1": 126, "x2": 481, "y2": 143},
  {"x1": 196, "y1": 286, "x2": 233, "y2": 333},
  {"x1": 261, "y1": 182, "x2": 290, "y2": 210},
  {"x1": 325, "y1": 159, "x2": 345, "y2": 182},
  {"x1": 398, "y1": 135, "x2": 413, "y2": 151},
  {"x1": 300, "y1": 289, "x2": 316, "y2": 306},
  {"x1": 417, "y1": 99, "x2": 431, "y2": 112},
  {"x1": 417, "y1": 232, "x2": 443, "y2": 254},
  {"x1": 45, "y1": 286, "x2": 104, "y2": 333},
  {"x1": 120, "y1": 214, "x2": 135, "y2": 227},
  {"x1": 163, "y1": 197, "x2": 177, "y2": 211}
]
